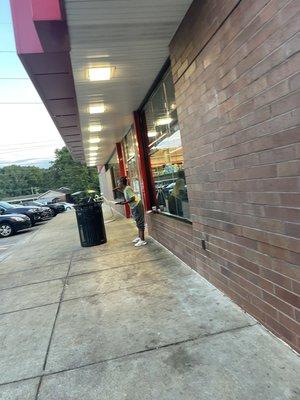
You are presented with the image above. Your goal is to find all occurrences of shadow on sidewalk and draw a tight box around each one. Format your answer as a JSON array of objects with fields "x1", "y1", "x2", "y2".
[{"x1": 0, "y1": 211, "x2": 299, "y2": 400}]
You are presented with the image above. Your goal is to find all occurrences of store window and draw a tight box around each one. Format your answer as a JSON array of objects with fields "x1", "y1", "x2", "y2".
[
  {"x1": 123, "y1": 127, "x2": 142, "y2": 201},
  {"x1": 106, "y1": 151, "x2": 122, "y2": 200},
  {"x1": 143, "y1": 68, "x2": 190, "y2": 219}
]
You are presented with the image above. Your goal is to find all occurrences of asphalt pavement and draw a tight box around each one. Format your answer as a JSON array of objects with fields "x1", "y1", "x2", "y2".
[{"x1": 0, "y1": 222, "x2": 47, "y2": 262}]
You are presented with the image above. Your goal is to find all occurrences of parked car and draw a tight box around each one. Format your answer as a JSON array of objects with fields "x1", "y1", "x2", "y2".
[
  {"x1": 40, "y1": 206, "x2": 53, "y2": 219},
  {"x1": 14, "y1": 203, "x2": 53, "y2": 221},
  {"x1": 58, "y1": 202, "x2": 74, "y2": 211},
  {"x1": 0, "y1": 212, "x2": 31, "y2": 238},
  {"x1": 23, "y1": 200, "x2": 65, "y2": 217},
  {"x1": 0, "y1": 201, "x2": 44, "y2": 226}
]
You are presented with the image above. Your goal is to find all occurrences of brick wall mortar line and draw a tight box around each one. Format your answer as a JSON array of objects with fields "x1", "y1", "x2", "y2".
[
  {"x1": 206, "y1": 242, "x2": 298, "y2": 296},
  {"x1": 209, "y1": 0, "x2": 295, "y2": 78},
  {"x1": 173, "y1": 0, "x2": 296, "y2": 85},
  {"x1": 185, "y1": 120, "x2": 300, "y2": 165},
  {"x1": 172, "y1": 0, "x2": 244, "y2": 84}
]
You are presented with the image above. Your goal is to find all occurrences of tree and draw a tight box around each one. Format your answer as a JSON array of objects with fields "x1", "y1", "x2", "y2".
[
  {"x1": 47, "y1": 147, "x2": 99, "y2": 193},
  {"x1": 0, "y1": 165, "x2": 48, "y2": 198},
  {"x1": 0, "y1": 147, "x2": 99, "y2": 199}
]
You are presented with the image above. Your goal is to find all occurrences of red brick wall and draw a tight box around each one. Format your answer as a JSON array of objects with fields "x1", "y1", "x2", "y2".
[
  {"x1": 165, "y1": 0, "x2": 300, "y2": 351},
  {"x1": 147, "y1": 213, "x2": 196, "y2": 269}
]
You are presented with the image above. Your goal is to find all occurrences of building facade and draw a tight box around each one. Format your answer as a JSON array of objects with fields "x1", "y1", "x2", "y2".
[{"x1": 11, "y1": 0, "x2": 300, "y2": 352}]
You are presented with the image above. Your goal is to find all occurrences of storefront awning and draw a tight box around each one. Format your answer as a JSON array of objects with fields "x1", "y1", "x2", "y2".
[
  {"x1": 10, "y1": 0, "x2": 85, "y2": 162},
  {"x1": 10, "y1": 0, "x2": 193, "y2": 166}
]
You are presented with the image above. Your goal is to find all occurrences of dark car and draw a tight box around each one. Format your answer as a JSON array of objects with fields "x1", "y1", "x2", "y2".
[
  {"x1": 0, "y1": 212, "x2": 31, "y2": 238},
  {"x1": 24, "y1": 200, "x2": 65, "y2": 216},
  {"x1": 22, "y1": 201, "x2": 54, "y2": 218},
  {"x1": 40, "y1": 206, "x2": 53, "y2": 219},
  {"x1": 30, "y1": 204, "x2": 52, "y2": 220},
  {"x1": 0, "y1": 201, "x2": 44, "y2": 226}
]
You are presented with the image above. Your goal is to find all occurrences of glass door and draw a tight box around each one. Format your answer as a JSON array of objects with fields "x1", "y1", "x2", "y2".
[{"x1": 123, "y1": 127, "x2": 142, "y2": 201}]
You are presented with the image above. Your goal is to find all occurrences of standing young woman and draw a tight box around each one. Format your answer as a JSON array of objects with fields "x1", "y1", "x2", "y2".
[{"x1": 116, "y1": 177, "x2": 147, "y2": 247}]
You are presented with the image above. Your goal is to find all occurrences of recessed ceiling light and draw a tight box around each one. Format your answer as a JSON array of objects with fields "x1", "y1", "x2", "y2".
[
  {"x1": 86, "y1": 55, "x2": 110, "y2": 59},
  {"x1": 88, "y1": 124, "x2": 102, "y2": 133},
  {"x1": 89, "y1": 146, "x2": 99, "y2": 151},
  {"x1": 155, "y1": 117, "x2": 173, "y2": 126},
  {"x1": 88, "y1": 152, "x2": 97, "y2": 157},
  {"x1": 147, "y1": 130, "x2": 157, "y2": 138},
  {"x1": 87, "y1": 67, "x2": 113, "y2": 81},
  {"x1": 88, "y1": 137, "x2": 101, "y2": 144},
  {"x1": 89, "y1": 104, "x2": 106, "y2": 114}
]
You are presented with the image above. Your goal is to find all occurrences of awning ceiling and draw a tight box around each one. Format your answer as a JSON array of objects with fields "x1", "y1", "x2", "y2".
[
  {"x1": 65, "y1": 0, "x2": 193, "y2": 166},
  {"x1": 10, "y1": 0, "x2": 193, "y2": 166}
]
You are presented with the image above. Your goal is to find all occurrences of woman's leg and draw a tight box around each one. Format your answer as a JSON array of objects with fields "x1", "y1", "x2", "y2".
[
  {"x1": 139, "y1": 228, "x2": 145, "y2": 241},
  {"x1": 133, "y1": 202, "x2": 146, "y2": 243}
]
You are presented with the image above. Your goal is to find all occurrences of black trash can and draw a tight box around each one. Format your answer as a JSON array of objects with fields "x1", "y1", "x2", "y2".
[{"x1": 75, "y1": 202, "x2": 107, "y2": 247}]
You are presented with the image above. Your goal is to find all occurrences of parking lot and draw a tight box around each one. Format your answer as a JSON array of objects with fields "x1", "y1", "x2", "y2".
[
  {"x1": 0, "y1": 222, "x2": 45, "y2": 262},
  {"x1": 0, "y1": 200, "x2": 74, "y2": 262}
]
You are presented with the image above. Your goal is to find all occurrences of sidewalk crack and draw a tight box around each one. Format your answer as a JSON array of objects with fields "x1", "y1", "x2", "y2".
[{"x1": 34, "y1": 251, "x2": 74, "y2": 400}]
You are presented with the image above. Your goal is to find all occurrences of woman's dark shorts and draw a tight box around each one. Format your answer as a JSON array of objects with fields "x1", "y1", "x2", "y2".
[{"x1": 131, "y1": 201, "x2": 145, "y2": 230}]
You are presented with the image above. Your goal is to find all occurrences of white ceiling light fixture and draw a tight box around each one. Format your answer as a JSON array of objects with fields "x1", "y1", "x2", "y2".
[
  {"x1": 147, "y1": 130, "x2": 157, "y2": 138},
  {"x1": 89, "y1": 104, "x2": 106, "y2": 114},
  {"x1": 86, "y1": 54, "x2": 110, "y2": 59},
  {"x1": 88, "y1": 137, "x2": 101, "y2": 144},
  {"x1": 87, "y1": 152, "x2": 97, "y2": 157},
  {"x1": 88, "y1": 124, "x2": 102, "y2": 133},
  {"x1": 155, "y1": 116, "x2": 173, "y2": 126},
  {"x1": 87, "y1": 66, "x2": 115, "y2": 81},
  {"x1": 89, "y1": 146, "x2": 99, "y2": 151}
]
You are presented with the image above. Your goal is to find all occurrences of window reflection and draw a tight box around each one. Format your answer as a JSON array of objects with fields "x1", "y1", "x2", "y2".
[
  {"x1": 144, "y1": 69, "x2": 190, "y2": 219},
  {"x1": 123, "y1": 128, "x2": 142, "y2": 200},
  {"x1": 107, "y1": 152, "x2": 122, "y2": 200}
]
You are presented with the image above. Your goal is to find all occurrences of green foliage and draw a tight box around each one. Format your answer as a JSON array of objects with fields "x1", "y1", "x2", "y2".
[
  {"x1": 0, "y1": 165, "x2": 48, "y2": 198},
  {"x1": 47, "y1": 147, "x2": 99, "y2": 193},
  {"x1": 0, "y1": 147, "x2": 99, "y2": 199}
]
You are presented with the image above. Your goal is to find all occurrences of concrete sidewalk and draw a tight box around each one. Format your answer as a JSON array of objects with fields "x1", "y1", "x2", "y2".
[{"x1": 0, "y1": 210, "x2": 299, "y2": 400}]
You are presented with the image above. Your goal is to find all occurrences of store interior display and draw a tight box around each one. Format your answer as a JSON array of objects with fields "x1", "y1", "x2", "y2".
[
  {"x1": 144, "y1": 68, "x2": 190, "y2": 219},
  {"x1": 123, "y1": 127, "x2": 142, "y2": 201},
  {"x1": 106, "y1": 152, "x2": 123, "y2": 200}
]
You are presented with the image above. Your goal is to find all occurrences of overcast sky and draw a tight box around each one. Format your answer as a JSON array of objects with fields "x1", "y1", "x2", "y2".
[{"x1": 0, "y1": 0, "x2": 64, "y2": 168}]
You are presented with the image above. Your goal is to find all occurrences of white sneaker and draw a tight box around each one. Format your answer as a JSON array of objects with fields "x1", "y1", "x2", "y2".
[
  {"x1": 132, "y1": 237, "x2": 140, "y2": 243},
  {"x1": 134, "y1": 240, "x2": 147, "y2": 247}
]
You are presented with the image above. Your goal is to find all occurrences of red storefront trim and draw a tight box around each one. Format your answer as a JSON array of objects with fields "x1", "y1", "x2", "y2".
[
  {"x1": 10, "y1": 0, "x2": 84, "y2": 161},
  {"x1": 133, "y1": 111, "x2": 156, "y2": 211},
  {"x1": 116, "y1": 142, "x2": 130, "y2": 218}
]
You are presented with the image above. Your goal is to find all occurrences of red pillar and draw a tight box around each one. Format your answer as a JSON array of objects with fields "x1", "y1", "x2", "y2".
[
  {"x1": 133, "y1": 111, "x2": 155, "y2": 211},
  {"x1": 116, "y1": 142, "x2": 130, "y2": 218}
]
